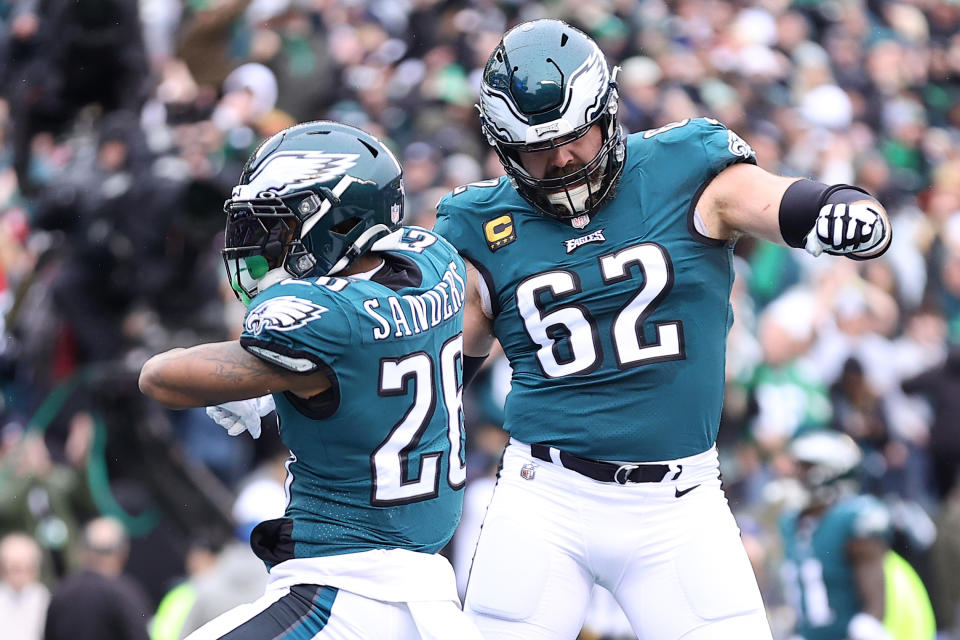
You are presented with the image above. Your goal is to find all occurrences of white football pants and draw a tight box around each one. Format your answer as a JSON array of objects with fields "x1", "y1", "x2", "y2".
[
  {"x1": 463, "y1": 440, "x2": 773, "y2": 639},
  {"x1": 185, "y1": 583, "x2": 483, "y2": 640}
]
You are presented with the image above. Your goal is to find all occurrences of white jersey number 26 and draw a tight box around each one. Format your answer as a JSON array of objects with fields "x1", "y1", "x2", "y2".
[{"x1": 371, "y1": 335, "x2": 466, "y2": 505}]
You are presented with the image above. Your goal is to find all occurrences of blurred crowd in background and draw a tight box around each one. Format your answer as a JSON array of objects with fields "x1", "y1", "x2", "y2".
[{"x1": 1, "y1": 0, "x2": 960, "y2": 638}]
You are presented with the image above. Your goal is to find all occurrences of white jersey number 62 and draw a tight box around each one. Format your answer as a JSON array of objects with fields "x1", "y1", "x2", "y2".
[{"x1": 516, "y1": 243, "x2": 684, "y2": 378}]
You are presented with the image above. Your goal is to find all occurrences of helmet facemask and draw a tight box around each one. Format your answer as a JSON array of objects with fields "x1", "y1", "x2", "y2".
[
  {"x1": 223, "y1": 186, "x2": 389, "y2": 304},
  {"x1": 222, "y1": 192, "x2": 303, "y2": 305},
  {"x1": 485, "y1": 94, "x2": 624, "y2": 221}
]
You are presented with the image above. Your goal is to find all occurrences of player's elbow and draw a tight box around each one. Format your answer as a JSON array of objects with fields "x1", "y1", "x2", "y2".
[
  {"x1": 138, "y1": 357, "x2": 164, "y2": 400},
  {"x1": 138, "y1": 356, "x2": 185, "y2": 408}
]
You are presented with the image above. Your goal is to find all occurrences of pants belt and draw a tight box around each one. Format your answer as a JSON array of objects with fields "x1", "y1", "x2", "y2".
[{"x1": 529, "y1": 443, "x2": 672, "y2": 484}]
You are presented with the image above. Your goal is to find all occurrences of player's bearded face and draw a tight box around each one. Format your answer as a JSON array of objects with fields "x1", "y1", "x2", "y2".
[{"x1": 518, "y1": 124, "x2": 604, "y2": 185}]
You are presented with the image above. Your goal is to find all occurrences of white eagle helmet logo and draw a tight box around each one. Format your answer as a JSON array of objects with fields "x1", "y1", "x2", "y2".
[
  {"x1": 243, "y1": 151, "x2": 360, "y2": 196},
  {"x1": 244, "y1": 296, "x2": 328, "y2": 336}
]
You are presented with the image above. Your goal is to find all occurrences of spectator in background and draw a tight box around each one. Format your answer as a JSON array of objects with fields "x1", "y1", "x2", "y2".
[
  {"x1": 33, "y1": 110, "x2": 184, "y2": 366},
  {"x1": 44, "y1": 516, "x2": 151, "y2": 640},
  {"x1": 174, "y1": 453, "x2": 284, "y2": 638},
  {"x1": 902, "y1": 342, "x2": 960, "y2": 500},
  {"x1": 829, "y1": 357, "x2": 891, "y2": 493},
  {"x1": 176, "y1": 0, "x2": 252, "y2": 95},
  {"x1": 0, "y1": 531, "x2": 50, "y2": 640},
  {"x1": 0, "y1": 423, "x2": 94, "y2": 577},
  {"x1": 10, "y1": 0, "x2": 149, "y2": 195},
  {"x1": 748, "y1": 285, "x2": 832, "y2": 451},
  {"x1": 150, "y1": 536, "x2": 219, "y2": 640}
]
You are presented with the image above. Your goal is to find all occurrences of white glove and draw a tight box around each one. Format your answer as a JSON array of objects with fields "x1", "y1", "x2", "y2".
[
  {"x1": 206, "y1": 395, "x2": 276, "y2": 439},
  {"x1": 804, "y1": 201, "x2": 889, "y2": 258},
  {"x1": 846, "y1": 612, "x2": 892, "y2": 640}
]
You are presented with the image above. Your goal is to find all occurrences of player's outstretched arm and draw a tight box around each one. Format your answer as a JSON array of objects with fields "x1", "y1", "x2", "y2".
[
  {"x1": 698, "y1": 163, "x2": 891, "y2": 260},
  {"x1": 139, "y1": 340, "x2": 331, "y2": 409},
  {"x1": 847, "y1": 536, "x2": 892, "y2": 640}
]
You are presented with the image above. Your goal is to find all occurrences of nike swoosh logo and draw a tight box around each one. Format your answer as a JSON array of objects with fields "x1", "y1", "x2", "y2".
[{"x1": 674, "y1": 484, "x2": 701, "y2": 498}]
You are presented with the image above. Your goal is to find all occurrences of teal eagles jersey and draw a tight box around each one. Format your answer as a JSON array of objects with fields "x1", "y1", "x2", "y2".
[
  {"x1": 779, "y1": 495, "x2": 892, "y2": 640},
  {"x1": 239, "y1": 228, "x2": 467, "y2": 562},
  {"x1": 434, "y1": 118, "x2": 756, "y2": 461}
]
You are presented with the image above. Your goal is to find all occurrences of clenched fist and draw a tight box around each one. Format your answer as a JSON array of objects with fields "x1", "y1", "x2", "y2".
[{"x1": 804, "y1": 202, "x2": 890, "y2": 259}]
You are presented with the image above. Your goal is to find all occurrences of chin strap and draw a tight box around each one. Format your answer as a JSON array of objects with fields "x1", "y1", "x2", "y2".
[
  {"x1": 258, "y1": 268, "x2": 291, "y2": 291},
  {"x1": 547, "y1": 182, "x2": 592, "y2": 214},
  {"x1": 233, "y1": 266, "x2": 292, "y2": 306}
]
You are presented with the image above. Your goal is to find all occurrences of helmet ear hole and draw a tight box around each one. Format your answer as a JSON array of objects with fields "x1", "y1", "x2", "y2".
[{"x1": 331, "y1": 216, "x2": 362, "y2": 235}]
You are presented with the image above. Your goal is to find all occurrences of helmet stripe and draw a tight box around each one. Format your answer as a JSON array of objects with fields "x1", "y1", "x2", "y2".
[{"x1": 300, "y1": 174, "x2": 365, "y2": 237}]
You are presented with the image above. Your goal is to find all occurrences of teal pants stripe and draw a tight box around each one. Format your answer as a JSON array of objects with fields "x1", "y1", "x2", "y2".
[{"x1": 220, "y1": 584, "x2": 338, "y2": 640}]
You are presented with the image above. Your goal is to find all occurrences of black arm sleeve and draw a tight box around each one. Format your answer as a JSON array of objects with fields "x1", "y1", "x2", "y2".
[{"x1": 463, "y1": 355, "x2": 488, "y2": 387}]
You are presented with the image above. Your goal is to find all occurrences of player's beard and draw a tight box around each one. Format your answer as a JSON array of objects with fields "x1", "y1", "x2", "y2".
[
  {"x1": 544, "y1": 161, "x2": 588, "y2": 183},
  {"x1": 544, "y1": 158, "x2": 606, "y2": 215}
]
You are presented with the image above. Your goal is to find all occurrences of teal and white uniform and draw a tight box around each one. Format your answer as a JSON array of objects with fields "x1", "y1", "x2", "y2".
[
  {"x1": 436, "y1": 119, "x2": 773, "y2": 640},
  {"x1": 780, "y1": 495, "x2": 892, "y2": 640},
  {"x1": 435, "y1": 118, "x2": 756, "y2": 461},
  {"x1": 238, "y1": 228, "x2": 467, "y2": 563}
]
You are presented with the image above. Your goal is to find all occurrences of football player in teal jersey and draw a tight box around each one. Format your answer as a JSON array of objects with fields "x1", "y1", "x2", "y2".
[
  {"x1": 432, "y1": 19, "x2": 892, "y2": 640},
  {"x1": 140, "y1": 122, "x2": 482, "y2": 640},
  {"x1": 779, "y1": 431, "x2": 895, "y2": 640}
]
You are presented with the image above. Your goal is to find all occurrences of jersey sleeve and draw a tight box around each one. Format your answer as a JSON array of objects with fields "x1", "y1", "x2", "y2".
[
  {"x1": 641, "y1": 117, "x2": 757, "y2": 179},
  {"x1": 239, "y1": 281, "x2": 353, "y2": 374},
  {"x1": 696, "y1": 117, "x2": 757, "y2": 174},
  {"x1": 433, "y1": 193, "x2": 470, "y2": 254}
]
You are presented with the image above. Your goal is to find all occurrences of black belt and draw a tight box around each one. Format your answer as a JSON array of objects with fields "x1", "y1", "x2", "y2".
[{"x1": 529, "y1": 443, "x2": 673, "y2": 484}]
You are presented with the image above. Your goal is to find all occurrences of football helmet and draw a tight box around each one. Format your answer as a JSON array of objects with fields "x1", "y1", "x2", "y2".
[
  {"x1": 222, "y1": 121, "x2": 404, "y2": 304},
  {"x1": 478, "y1": 19, "x2": 625, "y2": 221},
  {"x1": 789, "y1": 430, "x2": 863, "y2": 506}
]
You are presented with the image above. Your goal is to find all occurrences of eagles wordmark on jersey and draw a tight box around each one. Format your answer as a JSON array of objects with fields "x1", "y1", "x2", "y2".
[{"x1": 435, "y1": 117, "x2": 756, "y2": 462}]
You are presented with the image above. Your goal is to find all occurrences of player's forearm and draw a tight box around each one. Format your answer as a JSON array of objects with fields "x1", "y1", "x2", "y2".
[
  {"x1": 138, "y1": 341, "x2": 285, "y2": 409},
  {"x1": 849, "y1": 537, "x2": 887, "y2": 622},
  {"x1": 852, "y1": 557, "x2": 886, "y2": 621}
]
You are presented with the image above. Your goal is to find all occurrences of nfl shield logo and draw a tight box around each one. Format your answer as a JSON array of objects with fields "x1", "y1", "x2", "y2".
[
  {"x1": 520, "y1": 463, "x2": 537, "y2": 480},
  {"x1": 390, "y1": 203, "x2": 402, "y2": 224},
  {"x1": 571, "y1": 214, "x2": 590, "y2": 229}
]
